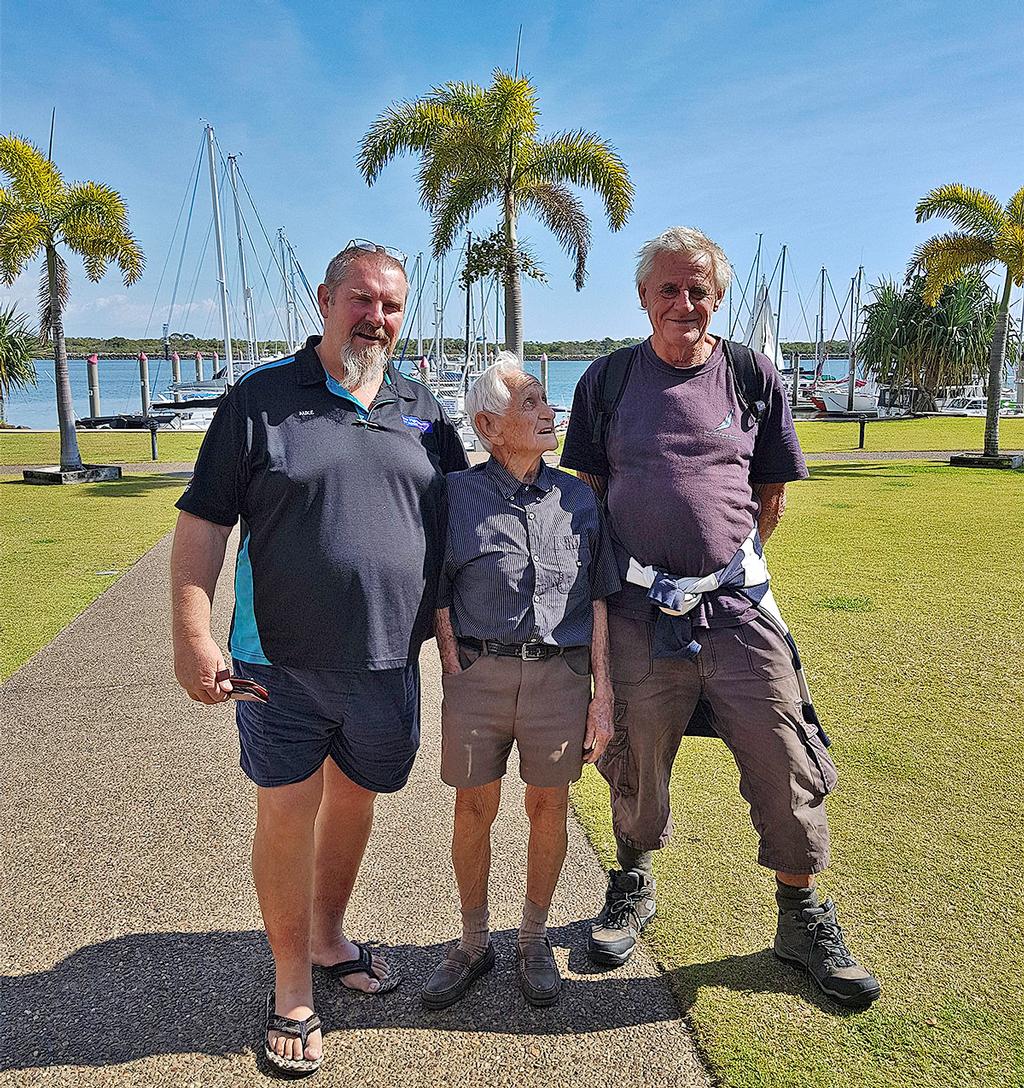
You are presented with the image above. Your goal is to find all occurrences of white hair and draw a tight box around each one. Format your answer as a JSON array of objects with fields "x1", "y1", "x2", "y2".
[
  {"x1": 465, "y1": 351, "x2": 524, "y2": 452},
  {"x1": 635, "y1": 226, "x2": 732, "y2": 296}
]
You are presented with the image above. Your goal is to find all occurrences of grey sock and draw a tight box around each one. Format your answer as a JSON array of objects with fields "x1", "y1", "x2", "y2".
[
  {"x1": 458, "y1": 903, "x2": 490, "y2": 956},
  {"x1": 616, "y1": 839, "x2": 654, "y2": 879},
  {"x1": 775, "y1": 879, "x2": 821, "y2": 912},
  {"x1": 518, "y1": 897, "x2": 549, "y2": 950}
]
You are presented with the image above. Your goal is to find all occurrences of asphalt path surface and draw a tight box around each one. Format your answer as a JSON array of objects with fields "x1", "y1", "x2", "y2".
[{"x1": 1, "y1": 532, "x2": 710, "y2": 1087}]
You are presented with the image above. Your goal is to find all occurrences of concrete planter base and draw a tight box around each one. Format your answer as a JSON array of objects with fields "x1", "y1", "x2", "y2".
[
  {"x1": 22, "y1": 464, "x2": 123, "y2": 485},
  {"x1": 948, "y1": 453, "x2": 1024, "y2": 470}
]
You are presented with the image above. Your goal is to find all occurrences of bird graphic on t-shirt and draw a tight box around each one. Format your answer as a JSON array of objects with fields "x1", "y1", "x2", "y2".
[{"x1": 713, "y1": 410, "x2": 734, "y2": 431}]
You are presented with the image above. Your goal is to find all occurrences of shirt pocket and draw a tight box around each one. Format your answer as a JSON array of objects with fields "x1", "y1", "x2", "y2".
[{"x1": 558, "y1": 534, "x2": 591, "y2": 604}]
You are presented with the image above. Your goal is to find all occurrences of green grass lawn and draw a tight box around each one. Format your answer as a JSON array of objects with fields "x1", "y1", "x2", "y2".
[
  {"x1": 573, "y1": 460, "x2": 1024, "y2": 1087},
  {"x1": 2, "y1": 416, "x2": 1023, "y2": 467},
  {"x1": 0, "y1": 430, "x2": 204, "y2": 465},
  {"x1": 0, "y1": 473, "x2": 187, "y2": 680},
  {"x1": 794, "y1": 416, "x2": 1024, "y2": 453}
]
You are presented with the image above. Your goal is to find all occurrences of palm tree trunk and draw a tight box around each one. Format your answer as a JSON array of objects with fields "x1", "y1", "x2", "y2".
[
  {"x1": 47, "y1": 244, "x2": 84, "y2": 471},
  {"x1": 502, "y1": 194, "x2": 524, "y2": 360},
  {"x1": 983, "y1": 270, "x2": 1013, "y2": 458}
]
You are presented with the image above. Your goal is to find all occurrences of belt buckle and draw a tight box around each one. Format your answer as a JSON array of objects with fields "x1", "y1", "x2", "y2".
[{"x1": 520, "y1": 643, "x2": 545, "y2": 661}]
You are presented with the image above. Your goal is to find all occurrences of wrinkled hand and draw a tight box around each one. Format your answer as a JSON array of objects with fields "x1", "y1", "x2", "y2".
[
  {"x1": 583, "y1": 691, "x2": 614, "y2": 764},
  {"x1": 174, "y1": 633, "x2": 232, "y2": 704}
]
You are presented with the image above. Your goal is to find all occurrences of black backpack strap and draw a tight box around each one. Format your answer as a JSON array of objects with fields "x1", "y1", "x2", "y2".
[
  {"x1": 721, "y1": 339, "x2": 769, "y2": 427},
  {"x1": 591, "y1": 345, "x2": 639, "y2": 447}
]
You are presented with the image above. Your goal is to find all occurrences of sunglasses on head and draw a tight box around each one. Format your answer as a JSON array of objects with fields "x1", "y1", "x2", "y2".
[{"x1": 345, "y1": 238, "x2": 408, "y2": 266}]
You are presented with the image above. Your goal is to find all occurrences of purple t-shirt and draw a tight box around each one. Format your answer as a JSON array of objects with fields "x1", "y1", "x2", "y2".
[{"x1": 560, "y1": 337, "x2": 808, "y2": 626}]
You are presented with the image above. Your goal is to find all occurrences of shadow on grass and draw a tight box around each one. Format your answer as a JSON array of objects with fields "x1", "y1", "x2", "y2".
[
  {"x1": 804, "y1": 462, "x2": 920, "y2": 480},
  {"x1": 1, "y1": 474, "x2": 189, "y2": 497},
  {"x1": 3, "y1": 922, "x2": 685, "y2": 1072},
  {"x1": 655, "y1": 950, "x2": 868, "y2": 1020}
]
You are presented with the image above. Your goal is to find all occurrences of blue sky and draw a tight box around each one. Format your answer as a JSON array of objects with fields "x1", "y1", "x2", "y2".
[{"x1": 2, "y1": 0, "x2": 1022, "y2": 344}]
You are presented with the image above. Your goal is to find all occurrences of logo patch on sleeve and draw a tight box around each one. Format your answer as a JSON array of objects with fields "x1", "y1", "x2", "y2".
[{"x1": 401, "y1": 414, "x2": 433, "y2": 433}]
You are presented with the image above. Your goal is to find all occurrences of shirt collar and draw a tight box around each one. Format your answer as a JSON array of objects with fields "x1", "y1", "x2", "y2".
[
  {"x1": 485, "y1": 456, "x2": 554, "y2": 499},
  {"x1": 294, "y1": 335, "x2": 417, "y2": 401}
]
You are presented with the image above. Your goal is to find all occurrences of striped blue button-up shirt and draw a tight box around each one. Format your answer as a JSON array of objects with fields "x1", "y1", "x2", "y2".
[{"x1": 438, "y1": 458, "x2": 621, "y2": 646}]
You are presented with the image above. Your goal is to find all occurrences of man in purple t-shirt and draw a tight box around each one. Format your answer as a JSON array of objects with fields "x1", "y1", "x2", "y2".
[{"x1": 561, "y1": 226, "x2": 879, "y2": 1008}]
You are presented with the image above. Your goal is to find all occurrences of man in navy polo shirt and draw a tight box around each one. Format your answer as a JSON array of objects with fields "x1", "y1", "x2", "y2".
[
  {"x1": 171, "y1": 242, "x2": 467, "y2": 1075},
  {"x1": 561, "y1": 227, "x2": 879, "y2": 1009}
]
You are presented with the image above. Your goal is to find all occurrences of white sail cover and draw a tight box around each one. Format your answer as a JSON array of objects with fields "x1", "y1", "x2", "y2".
[{"x1": 741, "y1": 279, "x2": 785, "y2": 370}]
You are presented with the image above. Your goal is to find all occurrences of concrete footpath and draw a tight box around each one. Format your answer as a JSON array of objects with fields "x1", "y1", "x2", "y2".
[{"x1": 0, "y1": 532, "x2": 710, "y2": 1087}]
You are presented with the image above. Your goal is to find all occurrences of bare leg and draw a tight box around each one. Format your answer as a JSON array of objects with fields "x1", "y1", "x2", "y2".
[
  {"x1": 452, "y1": 780, "x2": 502, "y2": 910},
  {"x1": 777, "y1": 871, "x2": 816, "y2": 889},
  {"x1": 253, "y1": 770, "x2": 324, "y2": 1063},
  {"x1": 309, "y1": 757, "x2": 388, "y2": 992},
  {"x1": 524, "y1": 784, "x2": 570, "y2": 909}
]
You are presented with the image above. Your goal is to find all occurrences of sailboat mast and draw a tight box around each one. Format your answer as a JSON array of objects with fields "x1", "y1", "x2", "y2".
[
  {"x1": 415, "y1": 254, "x2": 423, "y2": 359},
  {"x1": 205, "y1": 124, "x2": 235, "y2": 383},
  {"x1": 845, "y1": 274, "x2": 857, "y2": 413},
  {"x1": 817, "y1": 266, "x2": 826, "y2": 384},
  {"x1": 278, "y1": 229, "x2": 295, "y2": 351},
  {"x1": 775, "y1": 245, "x2": 787, "y2": 372},
  {"x1": 464, "y1": 231, "x2": 472, "y2": 374},
  {"x1": 228, "y1": 155, "x2": 257, "y2": 364},
  {"x1": 439, "y1": 252, "x2": 445, "y2": 363}
]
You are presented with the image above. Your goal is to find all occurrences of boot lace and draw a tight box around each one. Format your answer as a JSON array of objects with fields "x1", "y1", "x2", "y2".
[
  {"x1": 807, "y1": 913, "x2": 856, "y2": 969},
  {"x1": 602, "y1": 887, "x2": 649, "y2": 932}
]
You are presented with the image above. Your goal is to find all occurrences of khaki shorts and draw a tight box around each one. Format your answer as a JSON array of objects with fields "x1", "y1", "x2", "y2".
[
  {"x1": 600, "y1": 610, "x2": 836, "y2": 874},
  {"x1": 440, "y1": 643, "x2": 592, "y2": 789}
]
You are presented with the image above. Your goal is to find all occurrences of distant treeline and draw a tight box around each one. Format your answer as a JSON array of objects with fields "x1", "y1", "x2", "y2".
[{"x1": 51, "y1": 335, "x2": 851, "y2": 361}]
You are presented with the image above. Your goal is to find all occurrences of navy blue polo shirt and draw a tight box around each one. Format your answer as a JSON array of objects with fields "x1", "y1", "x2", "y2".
[{"x1": 176, "y1": 336, "x2": 468, "y2": 670}]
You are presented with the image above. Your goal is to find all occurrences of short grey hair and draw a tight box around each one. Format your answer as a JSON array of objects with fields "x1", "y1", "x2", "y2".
[
  {"x1": 635, "y1": 226, "x2": 732, "y2": 296},
  {"x1": 465, "y1": 352, "x2": 524, "y2": 452},
  {"x1": 323, "y1": 247, "x2": 407, "y2": 298}
]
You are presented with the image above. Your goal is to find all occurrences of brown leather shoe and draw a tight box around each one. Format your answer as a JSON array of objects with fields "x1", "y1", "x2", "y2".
[
  {"x1": 516, "y1": 938, "x2": 562, "y2": 1006},
  {"x1": 421, "y1": 943, "x2": 495, "y2": 1010}
]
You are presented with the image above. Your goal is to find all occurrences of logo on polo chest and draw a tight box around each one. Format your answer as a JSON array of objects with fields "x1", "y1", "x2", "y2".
[
  {"x1": 401, "y1": 414, "x2": 433, "y2": 433},
  {"x1": 703, "y1": 408, "x2": 744, "y2": 440}
]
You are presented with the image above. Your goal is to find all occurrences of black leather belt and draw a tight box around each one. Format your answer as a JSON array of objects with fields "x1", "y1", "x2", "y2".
[{"x1": 459, "y1": 637, "x2": 565, "y2": 661}]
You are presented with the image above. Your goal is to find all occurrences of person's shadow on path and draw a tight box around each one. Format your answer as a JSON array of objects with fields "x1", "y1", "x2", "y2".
[{"x1": 2, "y1": 923, "x2": 852, "y2": 1073}]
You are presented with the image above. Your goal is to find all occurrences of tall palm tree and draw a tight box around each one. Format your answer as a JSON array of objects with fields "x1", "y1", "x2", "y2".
[
  {"x1": 0, "y1": 303, "x2": 38, "y2": 425},
  {"x1": 911, "y1": 184, "x2": 1024, "y2": 457},
  {"x1": 358, "y1": 70, "x2": 633, "y2": 360},
  {"x1": 0, "y1": 136, "x2": 144, "y2": 470}
]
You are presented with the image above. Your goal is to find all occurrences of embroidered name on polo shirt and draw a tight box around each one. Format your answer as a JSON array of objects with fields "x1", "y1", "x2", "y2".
[
  {"x1": 297, "y1": 409, "x2": 315, "y2": 419},
  {"x1": 402, "y1": 414, "x2": 433, "y2": 433}
]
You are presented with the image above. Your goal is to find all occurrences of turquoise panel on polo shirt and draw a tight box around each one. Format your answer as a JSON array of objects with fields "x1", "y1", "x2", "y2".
[
  {"x1": 324, "y1": 371, "x2": 369, "y2": 418},
  {"x1": 229, "y1": 535, "x2": 271, "y2": 665}
]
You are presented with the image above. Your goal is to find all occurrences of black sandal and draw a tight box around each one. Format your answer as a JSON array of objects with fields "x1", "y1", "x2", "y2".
[
  {"x1": 264, "y1": 991, "x2": 322, "y2": 1078},
  {"x1": 316, "y1": 942, "x2": 402, "y2": 994}
]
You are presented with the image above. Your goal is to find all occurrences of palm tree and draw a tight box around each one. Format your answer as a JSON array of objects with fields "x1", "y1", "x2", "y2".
[
  {"x1": 0, "y1": 303, "x2": 38, "y2": 425},
  {"x1": 358, "y1": 70, "x2": 633, "y2": 360},
  {"x1": 0, "y1": 136, "x2": 144, "y2": 470},
  {"x1": 858, "y1": 273, "x2": 1017, "y2": 405},
  {"x1": 911, "y1": 184, "x2": 1024, "y2": 457}
]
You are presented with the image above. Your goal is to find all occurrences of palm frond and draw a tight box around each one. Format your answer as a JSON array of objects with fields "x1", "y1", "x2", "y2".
[
  {"x1": 520, "y1": 130, "x2": 633, "y2": 229},
  {"x1": 0, "y1": 136, "x2": 64, "y2": 211},
  {"x1": 520, "y1": 182, "x2": 591, "y2": 289},
  {"x1": 358, "y1": 99, "x2": 458, "y2": 184},
  {"x1": 0, "y1": 209, "x2": 47, "y2": 285},
  {"x1": 416, "y1": 125, "x2": 502, "y2": 211},
  {"x1": 914, "y1": 183, "x2": 1005, "y2": 237},
  {"x1": 993, "y1": 222, "x2": 1024, "y2": 285},
  {"x1": 429, "y1": 173, "x2": 498, "y2": 257},
  {"x1": 0, "y1": 303, "x2": 39, "y2": 400},
  {"x1": 486, "y1": 69, "x2": 540, "y2": 142},
  {"x1": 38, "y1": 247, "x2": 69, "y2": 340},
  {"x1": 908, "y1": 232, "x2": 996, "y2": 304},
  {"x1": 1006, "y1": 185, "x2": 1024, "y2": 228}
]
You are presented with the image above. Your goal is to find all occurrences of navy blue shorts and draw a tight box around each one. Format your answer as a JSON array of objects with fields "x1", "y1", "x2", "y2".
[{"x1": 232, "y1": 658, "x2": 420, "y2": 792}]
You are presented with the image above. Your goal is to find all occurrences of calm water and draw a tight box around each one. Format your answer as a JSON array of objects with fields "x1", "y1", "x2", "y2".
[
  {"x1": 4, "y1": 353, "x2": 850, "y2": 429},
  {"x1": 3, "y1": 356, "x2": 593, "y2": 429}
]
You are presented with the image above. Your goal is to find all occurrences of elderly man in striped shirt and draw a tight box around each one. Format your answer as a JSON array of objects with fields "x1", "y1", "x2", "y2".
[{"x1": 422, "y1": 353, "x2": 621, "y2": 1010}]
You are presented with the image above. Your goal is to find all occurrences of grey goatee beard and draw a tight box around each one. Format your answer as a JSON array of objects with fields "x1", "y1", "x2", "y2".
[{"x1": 340, "y1": 340, "x2": 389, "y2": 390}]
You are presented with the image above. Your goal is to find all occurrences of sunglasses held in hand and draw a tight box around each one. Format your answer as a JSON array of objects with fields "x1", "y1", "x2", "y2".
[{"x1": 215, "y1": 669, "x2": 269, "y2": 703}]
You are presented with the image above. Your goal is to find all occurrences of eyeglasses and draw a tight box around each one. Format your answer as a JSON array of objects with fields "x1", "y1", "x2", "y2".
[{"x1": 344, "y1": 238, "x2": 408, "y2": 266}]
